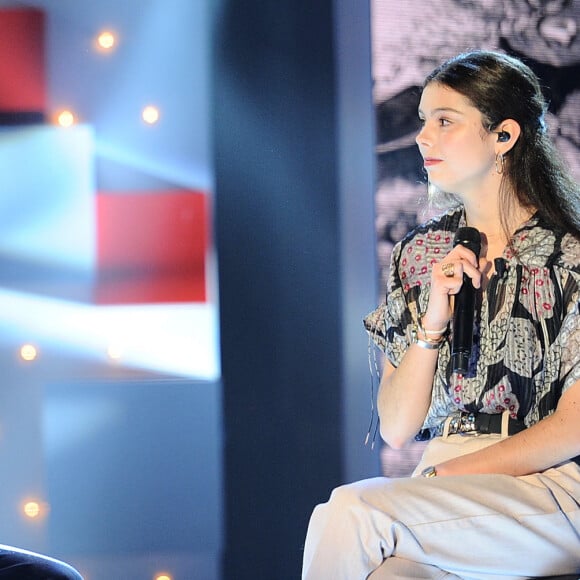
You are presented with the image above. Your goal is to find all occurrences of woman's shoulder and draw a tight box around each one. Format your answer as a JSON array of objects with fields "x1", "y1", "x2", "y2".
[
  {"x1": 393, "y1": 206, "x2": 463, "y2": 259},
  {"x1": 386, "y1": 206, "x2": 463, "y2": 295},
  {"x1": 514, "y1": 214, "x2": 580, "y2": 274},
  {"x1": 557, "y1": 232, "x2": 580, "y2": 274}
]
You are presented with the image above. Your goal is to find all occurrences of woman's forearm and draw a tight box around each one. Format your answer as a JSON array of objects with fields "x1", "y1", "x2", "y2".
[
  {"x1": 377, "y1": 344, "x2": 439, "y2": 448},
  {"x1": 379, "y1": 244, "x2": 482, "y2": 449},
  {"x1": 436, "y1": 380, "x2": 580, "y2": 476}
]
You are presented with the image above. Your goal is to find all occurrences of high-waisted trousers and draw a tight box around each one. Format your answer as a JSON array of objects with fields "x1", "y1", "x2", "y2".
[
  {"x1": 0, "y1": 545, "x2": 82, "y2": 579},
  {"x1": 301, "y1": 433, "x2": 580, "y2": 580}
]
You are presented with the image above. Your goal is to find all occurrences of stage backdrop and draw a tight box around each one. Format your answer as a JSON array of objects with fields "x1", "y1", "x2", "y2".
[{"x1": 371, "y1": 0, "x2": 580, "y2": 476}]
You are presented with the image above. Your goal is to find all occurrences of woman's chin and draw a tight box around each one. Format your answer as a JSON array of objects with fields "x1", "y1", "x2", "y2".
[{"x1": 428, "y1": 180, "x2": 451, "y2": 193}]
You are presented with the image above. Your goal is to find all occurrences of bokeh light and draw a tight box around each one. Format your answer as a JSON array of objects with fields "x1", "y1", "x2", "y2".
[
  {"x1": 107, "y1": 343, "x2": 124, "y2": 361},
  {"x1": 22, "y1": 500, "x2": 48, "y2": 520},
  {"x1": 96, "y1": 30, "x2": 116, "y2": 51},
  {"x1": 20, "y1": 344, "x2": 38, "y2": 362},
  {"x1": 142, "y1": 106, "x2": 160, "y2": 125},
  {"x1": 57, "y1": 110, "x2": 76, "y2": 127}
]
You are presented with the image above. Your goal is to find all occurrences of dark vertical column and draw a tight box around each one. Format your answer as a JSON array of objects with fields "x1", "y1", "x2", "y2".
[
  {"x1": 334, "y1": 0, "x2": 381, "y2": 482},
  {"x1": 211, "y1": 1, "x2": 343, "y2": 579}
]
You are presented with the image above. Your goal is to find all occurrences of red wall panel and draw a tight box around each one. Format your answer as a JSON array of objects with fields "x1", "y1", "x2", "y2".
[
  {"x1": 96, "y1": 190, "x2": 209, "y2": 304},
  {"x1": 0, "y1": 8, "x2": 45, "y2": 112}
]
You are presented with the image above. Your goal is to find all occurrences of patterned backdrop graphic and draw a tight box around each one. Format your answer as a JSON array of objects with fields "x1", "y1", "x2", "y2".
[{"x1": 371, "y1": 0, "x2": 580, "y2": 476}]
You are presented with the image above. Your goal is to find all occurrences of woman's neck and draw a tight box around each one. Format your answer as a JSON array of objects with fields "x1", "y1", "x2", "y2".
[
  {"x1": 461, "y1": 185, "x2": 533, "y2": 244},
  {"x1": 461, "y1": 192, "x2": 534, "y2": 283},
  {"x1": 463, "y1": 202, "x2": 504, "y2": 244}
]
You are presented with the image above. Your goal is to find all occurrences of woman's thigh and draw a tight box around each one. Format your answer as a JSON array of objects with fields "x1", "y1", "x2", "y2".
[
  {"x1": 367, "y1": 556, "x2": 462, "y2": 580},
  {"x1": 311, "y1": 459, "x2": 580, "y2": 578}
]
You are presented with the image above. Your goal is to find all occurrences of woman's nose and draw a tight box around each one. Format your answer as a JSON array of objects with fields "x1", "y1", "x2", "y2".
[{"x1": 415, "y1": 125, "x2": 431, "y2": 147}]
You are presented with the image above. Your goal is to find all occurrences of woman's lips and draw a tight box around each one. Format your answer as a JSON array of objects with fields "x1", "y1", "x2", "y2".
[{"x1": 423, "y1": 158, "x2": 442, "y2": 167}]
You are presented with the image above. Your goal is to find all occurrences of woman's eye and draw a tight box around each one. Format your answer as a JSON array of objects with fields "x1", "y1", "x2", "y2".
[{"x1": 438, "y1": 118, "x2": 451, "y2": 126}]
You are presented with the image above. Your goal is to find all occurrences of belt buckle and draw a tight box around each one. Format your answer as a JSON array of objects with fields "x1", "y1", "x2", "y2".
[
  {"x1": 439, "y1": 412, "x2": 481, "y2": 437},
  {"x1": 459, "y1": 429, "x2": 481, "y2": 437},
  {"x1": 458, "y1": 412, "x2": 480, "y2": 437}
]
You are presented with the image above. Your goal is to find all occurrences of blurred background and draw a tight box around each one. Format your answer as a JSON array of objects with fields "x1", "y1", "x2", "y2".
[
  {"x1": 0, "y1": 0, "x2": 577, "y2": 579},
  {"x1": 0, "y1": 1, "x2": 221, "y2": 579}
]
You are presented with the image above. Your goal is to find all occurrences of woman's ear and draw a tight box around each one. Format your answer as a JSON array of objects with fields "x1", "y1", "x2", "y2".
[{"x1": 495, "y1": 119, "x2": 521, "y2": 153}]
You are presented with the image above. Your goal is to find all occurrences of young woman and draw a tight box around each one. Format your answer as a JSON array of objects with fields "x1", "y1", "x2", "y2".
[{"x1": 302, "y1": 51, "x2": 580, "y2": 579}]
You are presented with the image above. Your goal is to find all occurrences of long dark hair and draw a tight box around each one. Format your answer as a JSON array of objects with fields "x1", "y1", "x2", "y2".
[{"x1": 425, "y1": 50, "x2": 580, "y2": 239}]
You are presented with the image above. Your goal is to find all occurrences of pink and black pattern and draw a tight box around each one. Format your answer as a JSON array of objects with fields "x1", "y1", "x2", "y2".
[{"x1": 364, "y1": 206, "x2": 580, "y2": 437}]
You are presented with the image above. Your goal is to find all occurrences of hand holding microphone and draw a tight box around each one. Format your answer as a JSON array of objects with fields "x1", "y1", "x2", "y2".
[
  {"x1": 449, "y1": 227, "x2": 482, "y2": 373},
  {"x1": 421, "y1": 227, "x2": 482, "y2": 371}
]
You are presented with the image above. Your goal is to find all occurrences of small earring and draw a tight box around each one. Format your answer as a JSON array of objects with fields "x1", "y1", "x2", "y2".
[{"x1": 495, "y1": 153, "x2": 505, "y2": 175}]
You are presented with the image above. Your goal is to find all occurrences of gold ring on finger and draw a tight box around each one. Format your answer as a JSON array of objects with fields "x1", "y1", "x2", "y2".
[{"x1": 441, "y1": 262, "x2": 455, "y2": 278}]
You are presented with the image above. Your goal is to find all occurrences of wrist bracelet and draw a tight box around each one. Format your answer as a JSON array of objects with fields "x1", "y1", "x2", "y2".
[
  {"x1": 418, "y1": 317, "x2": 448, "y2": 337},
  {"x1": 413, "y1": 337, "x2": 442, "y2": 350}
]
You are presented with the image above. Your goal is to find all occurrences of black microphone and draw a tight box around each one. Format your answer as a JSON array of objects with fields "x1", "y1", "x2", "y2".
[
  {"x1": 451, "y1": 227, "x2": 481, "y2": 373},
  {"x1": 494, "y1": 257, "x2": 507, "y2": 278}
]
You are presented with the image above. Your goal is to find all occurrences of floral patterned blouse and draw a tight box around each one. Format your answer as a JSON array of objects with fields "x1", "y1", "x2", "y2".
[{"x1": 364, "y1": 206, "x2": 580, "y2": 438}]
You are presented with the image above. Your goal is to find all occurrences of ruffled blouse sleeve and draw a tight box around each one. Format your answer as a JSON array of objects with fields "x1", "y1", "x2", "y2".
[{"x1": 363, "y1": 240, "x2": 416, "y2": 368}]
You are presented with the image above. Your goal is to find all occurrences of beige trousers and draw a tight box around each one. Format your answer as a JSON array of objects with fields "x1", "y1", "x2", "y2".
[{"x1": 301, "y1": 434, "x2": 580, "y2": 580}]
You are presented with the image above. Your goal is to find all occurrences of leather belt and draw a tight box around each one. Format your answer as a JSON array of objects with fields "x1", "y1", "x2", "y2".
[
  {"x1": 416, "y1": 411, "x2": 527, "y2": 441},
  {"x1": 439, "y1": 411, "x2": 526, "y2": 437},
  {"x1": 473, "y1": 412, "x2": 526, "y2": 436}
]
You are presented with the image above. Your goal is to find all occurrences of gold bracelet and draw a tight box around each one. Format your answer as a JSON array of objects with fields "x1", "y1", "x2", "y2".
[
  {"x1": 418, "y1": 317, "x2": 448, "y2": 338},
  {"x1": 415, "y1": 330, "x2": 444, "y2": 344},
  {"x1": 415, "y1": 328, "x2": 445, "y2": 346}
]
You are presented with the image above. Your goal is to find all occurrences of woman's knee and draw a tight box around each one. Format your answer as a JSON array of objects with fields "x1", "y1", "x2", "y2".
[{"x1": 326, "y1": 477, "x2": 389, "y2": 515}]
